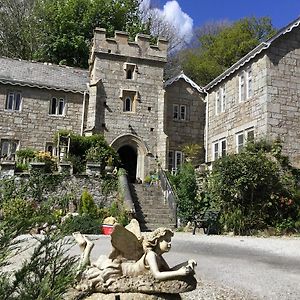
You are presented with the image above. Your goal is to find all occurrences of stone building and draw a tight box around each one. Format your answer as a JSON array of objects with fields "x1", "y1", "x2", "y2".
[
  {"x1": 205, "y1": 16, "x2": 300, "y2": 168},
  {"x1": 0, "y1": 29, "x2": 205, "y2": 181},
  {"x1": 0, "y1": 57, "x2": 88, "y2": 158}
]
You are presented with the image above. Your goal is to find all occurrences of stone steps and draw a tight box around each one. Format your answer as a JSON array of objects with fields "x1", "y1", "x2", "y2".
[{"x1": 130, "y1": 183, "x2": 176, "y2": 232}]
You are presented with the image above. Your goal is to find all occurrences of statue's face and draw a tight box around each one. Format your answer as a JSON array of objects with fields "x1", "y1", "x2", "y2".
[{"x1": 158, "y1": 233, "x2": 172, "y2": 253}]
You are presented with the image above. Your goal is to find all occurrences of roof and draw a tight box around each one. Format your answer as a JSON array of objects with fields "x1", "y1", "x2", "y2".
[
  {"x1": 0, "y1": 57, "x2": 89, "y2": 94},
  {"x1": 205, "y1": 15, "x2": 300, "y2": 90},
  {"x1": 164, "y1": 72, "x2": 204, "y2": 93}
]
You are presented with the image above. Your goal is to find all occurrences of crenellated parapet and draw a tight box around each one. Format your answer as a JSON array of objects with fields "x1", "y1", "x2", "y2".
[{"x1": 91, "y1": 28, "x2": 168, "y2": 62}]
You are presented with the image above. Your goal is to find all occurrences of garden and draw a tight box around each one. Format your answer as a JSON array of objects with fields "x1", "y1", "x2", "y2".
[{"x1": 170, "y1": 139, "x2": 300, "y2": 235}]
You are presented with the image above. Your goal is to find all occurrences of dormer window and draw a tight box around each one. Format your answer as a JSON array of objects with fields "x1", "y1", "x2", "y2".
[{"x1": 124, "y1": 63, "x2": 136, "y2": 80}]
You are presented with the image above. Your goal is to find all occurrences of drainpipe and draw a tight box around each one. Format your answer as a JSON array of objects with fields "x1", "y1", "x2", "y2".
[
  {"x1": 205, "y1": 91, "x2": 209, "y2": 163},
  {"x1": 80, "y1": 86, "x2": 88, "y2": 136}
]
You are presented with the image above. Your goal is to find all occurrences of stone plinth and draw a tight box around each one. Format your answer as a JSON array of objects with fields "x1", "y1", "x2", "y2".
[
  {"x1": 86, "y1": 163, "x2": 101, "y2": 176},
  {"x1": 58, "y1": 162, "x2": 73, "y2": 175},
  {"x1": 0, "y1": 161, "x2": 15, "y2": 177}
]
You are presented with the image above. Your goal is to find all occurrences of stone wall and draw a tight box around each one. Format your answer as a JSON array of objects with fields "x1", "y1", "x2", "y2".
[
  {"x1": 0, "y1": 85, "x2": 84, "y2": 151},
  {"x1": 165, "y1": 79, "x2": 206, "y2": 160},
  {"x1": 205, "y1": 54, "x2": 269, "y2": 162},
  {"x1": 266, "y1": 27, "x2": 300, "y2": 167}
]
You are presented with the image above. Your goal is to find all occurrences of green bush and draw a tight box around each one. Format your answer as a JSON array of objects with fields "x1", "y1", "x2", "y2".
[
  {"x1": 61, "y1": 214, "x2": 102, "y2": 234},
  {"x1": 208, "y1": 140, "x2": 300, "y2": 234},
  {"x1": 79, "y1": 189, "x2": 97, "y2": 217},
  {"x1": 2, "y1": 198, "x2": 35, "y2": 222},
  {"x1": 169, "y1": 163, "x2": 200, "y2": 223}
]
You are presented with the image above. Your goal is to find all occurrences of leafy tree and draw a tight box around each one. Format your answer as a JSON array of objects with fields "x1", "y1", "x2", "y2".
[
  {"x1": 181, "y1": 17, "x2": 276, "y2": 85},
  {"x1": 0, "y1": 0, "x2": 37, "y2": 60},
  {"x1": 169, "y1": 163, "x2": 199, "y2": 223},
  {"x1": 32, "y1": 0, "x2": 148, "y2": 67},
  {"x1": 0, "y1": 0, "x2": 148, "y2": 68}
]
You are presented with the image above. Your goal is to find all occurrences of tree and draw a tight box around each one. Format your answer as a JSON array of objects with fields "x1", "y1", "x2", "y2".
[
  {"x1": 32, "y1": 0, "x2": 148, "y2": 68},
  {"x1": 0, "y1": 0, "x2": 38, "y2": 60},
  {"x1": 0, "y1": 0, "x2": 148, "y2": 68},
  {"x1": 181, "y1": 17, "x2": 276, "y2": 86}
]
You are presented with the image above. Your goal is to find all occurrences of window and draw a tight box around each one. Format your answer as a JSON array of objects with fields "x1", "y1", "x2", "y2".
[
  {"x1": 168, "y1": 150, "x2": 183, "y2": 171},
  {"x1": 5, "y1": 91, "x2": 22, "y2": 111},
  {"x1": 173, "y1": 105, "x2": 179, "y2": 120},
  {"x1": 247, "y1": 69, "x2": 252, "y2": 98},
  {"x1": 236, "y1": 128, "x2": 254, "y2": 153},
  {"x1": 124, "y1": 96, "x2": 133, "y2": 112},
  {"x1": 1, "y1": 139, "x2": 18, "y2": 160},
  {"x1": 173, "y1": 104, "x2": 187, "y2": 121},
  {"x1": 121, "y1": 90, "x2": 137, "y2": 112},
  {"x1": 212, "y1": 138, "x2": 226, "y2": 161},
  {"x1": 124, "y1": 63, "x2": 136, "y2": 80},
  {"x1": 215, "y1": 85, "x2": 226, "y2": 115},
  {"x1": 49, "y1": 97, "x2": 65, "y2": 115},
  {"x1": 45, "y1": 143, "x2": 57, "y2": 156},
  {"x1": 239, "y1": 68, "x2": 252, "y2": 102}
]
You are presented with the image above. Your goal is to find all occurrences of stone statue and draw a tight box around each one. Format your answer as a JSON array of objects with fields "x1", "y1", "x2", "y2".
[{"x1": 72, "y1": 220, "x2": 197, "y2": 298}]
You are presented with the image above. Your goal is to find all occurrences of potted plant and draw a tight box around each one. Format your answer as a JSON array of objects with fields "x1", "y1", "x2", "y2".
[{"x1": 105, "y1": 155, "x2": 114, "y2": 173}]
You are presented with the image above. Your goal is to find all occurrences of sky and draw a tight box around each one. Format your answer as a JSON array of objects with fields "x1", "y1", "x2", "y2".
[{"x1": 141, "y1": 0, "x2": 300, "y2": 44}]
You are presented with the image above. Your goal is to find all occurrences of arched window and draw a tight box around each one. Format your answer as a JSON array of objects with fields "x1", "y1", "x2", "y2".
[{"x1": 124, "y1": 96, "x2": 132, "y2": 112}]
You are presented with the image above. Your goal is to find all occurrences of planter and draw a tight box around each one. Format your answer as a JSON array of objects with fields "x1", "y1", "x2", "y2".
[
  {"x1": 30, "y1": 162, "x2": 46, "y2": 173},
  {"x1": 101, "y1": 224, "x2": 114, "y2": 235},
  {"x1": 86, "y1": 162, "x2": 101, "y2": 176}
]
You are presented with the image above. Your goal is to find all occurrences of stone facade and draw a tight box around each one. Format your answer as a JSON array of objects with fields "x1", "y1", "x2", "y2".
[
  {"x1": 205, "y1": 18, "x2": 300, "y2": 168},
  {"x1": 0, "y1": 30, "x2": 204, "y2": 181},
  {"x1": 87, "y1": 29, "x2": 168, "y2": 181},
  {"x1": 165, "y1": 76, "x2": 206, "y2": 168}
]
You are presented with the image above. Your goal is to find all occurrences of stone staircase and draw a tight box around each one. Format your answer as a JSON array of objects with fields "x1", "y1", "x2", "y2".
[{"x1": 130, "y1": 183, "x2": 176, "y2": 232}]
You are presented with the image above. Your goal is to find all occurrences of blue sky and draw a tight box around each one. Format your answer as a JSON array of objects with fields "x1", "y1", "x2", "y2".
[{"x1": 171, "y1": 0, "x2": 300, "y2": 29}]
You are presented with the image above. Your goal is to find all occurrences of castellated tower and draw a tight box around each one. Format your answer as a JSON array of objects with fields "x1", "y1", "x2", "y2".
[{"x1": 86, "y1": 28, "x2": 168, "y2": 182}]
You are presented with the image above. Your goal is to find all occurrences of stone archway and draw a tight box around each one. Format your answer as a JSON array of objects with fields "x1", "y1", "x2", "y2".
[{"x1": 110, "y1": 134, "x2": 149, "y2": 182}]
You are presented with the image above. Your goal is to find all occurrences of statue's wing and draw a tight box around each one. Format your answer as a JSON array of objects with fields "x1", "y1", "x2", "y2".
[
  {"x1": 125, "y1": 219, "x2": 142, "y2": 241},
  {"x1": 109, "y1": 223, "x2": 144, "y2": 261}
]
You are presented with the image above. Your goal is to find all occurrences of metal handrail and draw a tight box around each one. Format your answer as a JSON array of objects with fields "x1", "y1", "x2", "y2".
[{"x1": 158, "y1": 168, "x2": 178, "y2": 227}]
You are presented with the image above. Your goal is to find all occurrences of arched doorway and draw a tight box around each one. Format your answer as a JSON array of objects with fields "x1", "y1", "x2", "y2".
[
  {"x1": 110, "y1": 134, "x2": 150, "y2": 182},
  {"x1": 118, "y1": 145, "x2": 137, "y2": 182}
]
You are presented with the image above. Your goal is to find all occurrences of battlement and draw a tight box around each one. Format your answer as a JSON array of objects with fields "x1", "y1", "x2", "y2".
[{"x1": 92, "y1": 28, "x2": 168, "y2": 61}]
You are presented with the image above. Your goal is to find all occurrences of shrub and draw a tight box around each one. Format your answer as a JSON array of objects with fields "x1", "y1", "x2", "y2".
[
  {"x1": 208, "y1": 140, "x2": 300, "y2": 234},
  {"x1": 79, "y1": 189, "x2": 97, "y2": 217},
  {"x1": 2, "y1": 198, "x2": 35, "y2": 223},
  {"x1": 169, "y1": 163, "x2": 199, "y2": 223},
  {"x1": 61, "y1": 214, "x2": 102, "y2": 234}
]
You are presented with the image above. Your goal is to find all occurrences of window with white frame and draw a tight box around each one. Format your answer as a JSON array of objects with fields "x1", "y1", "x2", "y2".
[
  {"x1": 247, "y1": 68, "x2": 252, "y2": 98},
  {"x1": 168, "y1": 150, "x2": 183, "y2": 171},
  {"x1": 215, "y1": 85, "x2": 226, "y2": 115},
  {"x1": 212, "y1": 138, "x2": 226, "y2": 161},
  {"x1": 236, "y1": 128, "x2": 254, "y2": 153},
  {"x1": 239, "y1": 67, "x2": 252, "y2": 102},
  {"x1": 0, "y1": 139, "x2": 19, "y2": 160},
  {"x1": 49, "y1": 97, "x2": 65, "y2": 115},
  {"x1": 173, "y1": 104, "x2": 187, "y2": 121},
  {"x1": 5, "y1": 91, "x2": 22, "y2": 111}
]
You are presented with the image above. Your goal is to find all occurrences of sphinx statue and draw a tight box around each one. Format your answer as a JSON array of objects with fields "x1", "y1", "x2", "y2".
[{"x1": 72, "y1": 219, "x2": 197, "y2": 299}]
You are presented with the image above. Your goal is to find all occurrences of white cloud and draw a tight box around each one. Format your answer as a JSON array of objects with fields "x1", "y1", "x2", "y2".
[{"x1": 140, "y1": 0, "x2": 193, "y2": 45}]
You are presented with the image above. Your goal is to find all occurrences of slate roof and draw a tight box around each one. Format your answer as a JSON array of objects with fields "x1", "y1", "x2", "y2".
[
  {"x1": 205, "y1": 15, "x2": 300, "y2": 90},
  {"x1": 0, "y1": 57, "x2": 89, "y2": 94},
  {"x1": 164, "y1": 72, "x2": 204, "y2": 94}
]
